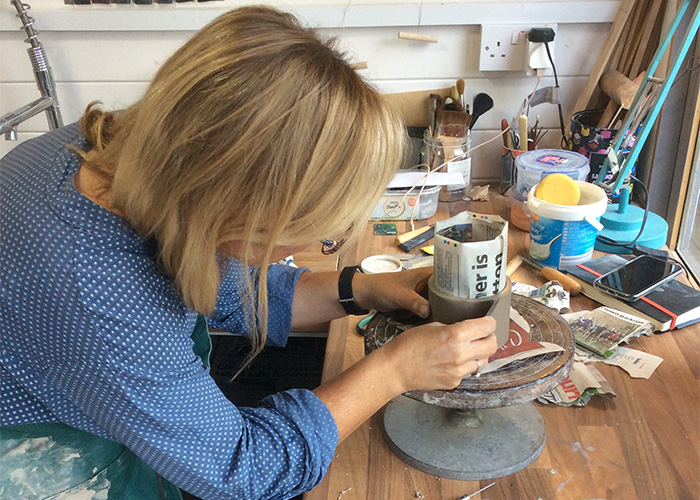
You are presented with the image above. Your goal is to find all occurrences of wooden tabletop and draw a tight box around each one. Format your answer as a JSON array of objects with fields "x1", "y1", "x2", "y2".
[{"x1": 304, "y1": 197, "x2": 700, "y2": 500}]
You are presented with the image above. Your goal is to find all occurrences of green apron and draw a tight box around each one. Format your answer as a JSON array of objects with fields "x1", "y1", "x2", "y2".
[{"x1": 0, "y1": 315, "x2": 212, "y2": 500}]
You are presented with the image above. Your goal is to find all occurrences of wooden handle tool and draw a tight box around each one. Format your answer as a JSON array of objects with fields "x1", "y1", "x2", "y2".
[
  {"x1": 518, "y1": 114, "x2": 528, "y2": 151},
  {"x1": 399, "y1": 227, "x2": 435, "y2": 252},
  {"x1": 395, "y1": 225, "x2": 432, "y2": 245},
  {"x1": 501, "y1": 118, "x2": 510, "y2": 148},
  {"x1": 521, "y1": 255, "x2": 581, "y2": 296}
]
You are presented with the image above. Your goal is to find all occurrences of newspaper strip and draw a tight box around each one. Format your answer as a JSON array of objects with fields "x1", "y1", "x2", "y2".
[
  {"x1": 562, "y1": 306, "x2": 654, "y2": 358},
  {"x1": 433, "y1": 212, "x2": 508, "y2": 299},
  {"x1": 512, "y1": 280, "x2": 570, "y2": 314},
  {"x1": 477, "y1": 308, "x2": 564, "y2": 375},
  {"x1": 575, "y1": 346, "x2": 663, "y2": 379},
  {"x1": 538, "y1": 361, "x2": 616, "y2": 406}
]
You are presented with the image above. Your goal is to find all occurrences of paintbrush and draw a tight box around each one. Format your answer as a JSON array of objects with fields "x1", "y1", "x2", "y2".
[
  {"x1": 456, "y1": 78, "x2": 466, "y2": 110},
  {"x1": 436, "y1": 109, "x2": 471, "y2": 137},
  {"x1": 427, "y1": 94, "x2": 441, "y2": 137}
]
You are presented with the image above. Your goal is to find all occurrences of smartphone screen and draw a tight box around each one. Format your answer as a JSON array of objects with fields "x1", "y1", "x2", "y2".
[{"x1": 594, "y1": 255, "x2": 682, "y2": 301}]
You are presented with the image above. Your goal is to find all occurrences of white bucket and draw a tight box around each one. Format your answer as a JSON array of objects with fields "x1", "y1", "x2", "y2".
[{"x1": 527, "y1": 181, "x2": 607, "y2": 270}]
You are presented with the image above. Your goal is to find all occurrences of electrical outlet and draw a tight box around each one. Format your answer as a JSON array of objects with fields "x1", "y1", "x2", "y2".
[{"x1": 479, "y1": 24, "x2": 557, "y2": 72}]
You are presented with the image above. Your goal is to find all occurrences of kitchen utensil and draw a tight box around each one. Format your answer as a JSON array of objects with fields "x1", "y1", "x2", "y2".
[{"x1": 468, "y1": 93, "x2": 493, "y2": 130}]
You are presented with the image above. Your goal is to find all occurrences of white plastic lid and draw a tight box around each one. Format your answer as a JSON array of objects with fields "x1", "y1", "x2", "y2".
[
  {"x1": 515, "y1": 149, "x2": 590, "y2": 198},
  {"x1": 515, "y1": 149, "x2": 589, "y2": 175}
]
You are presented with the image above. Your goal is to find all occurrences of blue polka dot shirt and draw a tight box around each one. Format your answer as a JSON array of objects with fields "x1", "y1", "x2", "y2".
[{"x1": 0, "y1": 124, "x2": 339, "y2": 500}]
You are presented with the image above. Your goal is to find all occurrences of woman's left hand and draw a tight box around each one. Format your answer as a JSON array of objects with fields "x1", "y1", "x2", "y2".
[{"x1": 353, "y1": 267, "x2": 433, "y2": 319}]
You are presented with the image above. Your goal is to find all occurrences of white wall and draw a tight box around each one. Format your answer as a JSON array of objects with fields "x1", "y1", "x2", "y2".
[{"x1": 0, "y1": 0, "x2": 616, "y2": 183}]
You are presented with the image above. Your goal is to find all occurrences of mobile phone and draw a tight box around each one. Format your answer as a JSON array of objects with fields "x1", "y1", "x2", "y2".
[{"x1": 593, "y1": 255, "x2": 683, "y2": 301}]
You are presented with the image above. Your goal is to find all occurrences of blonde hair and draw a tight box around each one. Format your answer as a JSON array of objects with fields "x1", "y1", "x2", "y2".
[{"x1": 76, "y1": 6, "x2": 405, "y2": 364}]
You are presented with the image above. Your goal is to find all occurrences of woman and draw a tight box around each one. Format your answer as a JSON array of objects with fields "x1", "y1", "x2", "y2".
[{"x1": 0, "y1": 6, "x2": 497, "y2": 500}]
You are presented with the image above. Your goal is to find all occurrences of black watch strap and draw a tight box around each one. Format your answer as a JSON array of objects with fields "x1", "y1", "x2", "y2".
[{"x1": 338, "y1": 266, "x2": 369, "y2": 315}]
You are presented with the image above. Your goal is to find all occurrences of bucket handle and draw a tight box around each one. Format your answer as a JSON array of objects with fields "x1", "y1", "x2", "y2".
[{"x1": 585, "y1": 215, "x2": 604, "y2": 231}]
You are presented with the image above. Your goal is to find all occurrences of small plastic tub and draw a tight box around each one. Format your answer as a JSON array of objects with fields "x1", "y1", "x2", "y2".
[
  {"x1": 361, "y1": 255, "x2": 403, "y2": 274},
  {"x1": 515, "y1": 149, "x2": 590, "y2": 199},
  {"x1": 371, "y1": 185, "x2": 441, "y2": 220},
  {"x1": 506, "y1": 186, "x2": 530, "y2": 232}
]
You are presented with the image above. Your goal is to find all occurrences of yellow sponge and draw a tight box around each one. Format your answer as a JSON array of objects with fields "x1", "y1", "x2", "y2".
[{"x1": 535, "y1": 174, "x2": 581, "y2": 205}]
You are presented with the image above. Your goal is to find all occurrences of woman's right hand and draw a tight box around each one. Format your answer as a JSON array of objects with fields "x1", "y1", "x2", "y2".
[
  {"x1": 313, "y1": 315, "x2": 498, "y2": 442},
  {"x1": 382, "y1": 316, "x2": 499, "y2": 394}
]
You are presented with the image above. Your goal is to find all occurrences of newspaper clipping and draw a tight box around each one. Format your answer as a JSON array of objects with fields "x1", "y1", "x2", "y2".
[{"x1": 433, "y1": 212, "x2": 508, "y2": 299}]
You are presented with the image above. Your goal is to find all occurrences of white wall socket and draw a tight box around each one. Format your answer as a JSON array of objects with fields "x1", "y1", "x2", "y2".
[{"x1": 479, "y1": 24, "x2": 557, "y2": 72}]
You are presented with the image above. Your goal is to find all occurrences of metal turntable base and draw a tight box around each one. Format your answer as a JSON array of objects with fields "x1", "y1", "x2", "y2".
[
  {"x1": 364, "y1": 295, "x2": 574, "y2": 480},
  {"x1": 383, "y1": 398, "x2": 545, "y2": 480}
]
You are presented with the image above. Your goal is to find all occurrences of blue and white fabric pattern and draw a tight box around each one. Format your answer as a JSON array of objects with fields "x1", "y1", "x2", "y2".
[{"x1": 0, "y1": 124, "x2": 338, "y2": 500}]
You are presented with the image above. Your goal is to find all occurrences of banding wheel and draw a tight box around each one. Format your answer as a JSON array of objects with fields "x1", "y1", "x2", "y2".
[{"x1": 364, "y1": 295, "x2": 574, "y2": 480}]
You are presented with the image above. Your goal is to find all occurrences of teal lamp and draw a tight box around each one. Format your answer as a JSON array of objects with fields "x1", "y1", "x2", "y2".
[{"x1": 594, "y1": 0, "x2": 700, "y2": 253}]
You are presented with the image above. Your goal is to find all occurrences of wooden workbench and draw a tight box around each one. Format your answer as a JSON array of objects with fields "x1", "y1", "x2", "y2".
[{"x1": 304, "y1": 197, "x2": 700, "y2": 500}]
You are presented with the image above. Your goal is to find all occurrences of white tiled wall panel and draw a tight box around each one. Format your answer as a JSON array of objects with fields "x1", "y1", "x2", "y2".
[{"x1": 0, "y1": 5, "x2": 612, "y2": 181}]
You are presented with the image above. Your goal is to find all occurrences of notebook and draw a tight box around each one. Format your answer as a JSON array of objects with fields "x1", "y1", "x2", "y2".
[{"x1": 565, "y1": 254, "x2": 700, "y2": 332}]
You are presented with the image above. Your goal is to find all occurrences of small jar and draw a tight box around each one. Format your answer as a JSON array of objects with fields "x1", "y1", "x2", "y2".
[{"x1": 420, "y1": 129, "x2": 471, "y2": 201}]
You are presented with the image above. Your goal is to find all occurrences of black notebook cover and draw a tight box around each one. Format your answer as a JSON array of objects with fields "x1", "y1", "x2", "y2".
[{"x1": 566, "y1": 255, "x2": 700, "y2": 331}]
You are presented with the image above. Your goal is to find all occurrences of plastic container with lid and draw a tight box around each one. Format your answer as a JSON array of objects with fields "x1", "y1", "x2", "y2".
[
  {"x1": 361, "y1": 255, "x2": 403, "y2": 274},
  {"x1": 370, "y1": 184, "x2": 441, "y2": 220},
  {"x1": 515, "y1": 149, "x2": 590, "y2": 199},
  {"x1": 506, "y1": 186, "x2": 530, "y2": 232}
]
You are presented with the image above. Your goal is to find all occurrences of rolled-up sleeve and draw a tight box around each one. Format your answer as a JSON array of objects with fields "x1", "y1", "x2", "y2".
[{"x1": 208, "y1": 259, "x2": 307, "y2": 346}]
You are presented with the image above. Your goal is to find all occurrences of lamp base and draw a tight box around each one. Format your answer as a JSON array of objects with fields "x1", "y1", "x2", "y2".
[{"x1": 594, "y1": 204, "x2": 668, "y2": 253}]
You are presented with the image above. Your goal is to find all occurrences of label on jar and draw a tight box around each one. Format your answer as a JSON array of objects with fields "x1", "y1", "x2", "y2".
[{"x1": 447, "y1": 157, "x2": 471, "y2": 187}]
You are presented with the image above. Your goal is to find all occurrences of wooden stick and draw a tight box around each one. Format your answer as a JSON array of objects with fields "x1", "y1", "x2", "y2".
[
  {"x1": 607, "y1": 106, "x2": 624, "y2": 129},
  {"x1": 398, "y1": 32, "x2": 438, "y2": 43},
  {"x1": 669, "y1": 19, "x2": 700, "y2": 248},
  {"x1": 349, "y1": 61, "x2": 368, "y2": 70},
  {"x1": 617, "y1": 0, "x2": 646, "y2": 74},
  {"x1": 506, "y1": 255, "x2": 523, "y2": 276},
  {"x1": 597, "y1": 100, "x2": 619, "y2": 129},
  {"x1": 629, "y1": 0, "x2": 663, "y2": 77},
  {"x1": 571, "y1": 0, "x2": 637, "y2": 116}
]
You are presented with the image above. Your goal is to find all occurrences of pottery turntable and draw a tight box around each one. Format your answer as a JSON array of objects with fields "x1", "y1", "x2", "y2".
[{"x1": 364, "y1": 295, "x2": 574, "y2": 480}]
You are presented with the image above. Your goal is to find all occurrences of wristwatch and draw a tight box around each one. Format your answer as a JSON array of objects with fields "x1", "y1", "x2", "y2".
[{"x1": 338, "y1": 266, "x2": 370, "y2": 315}]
